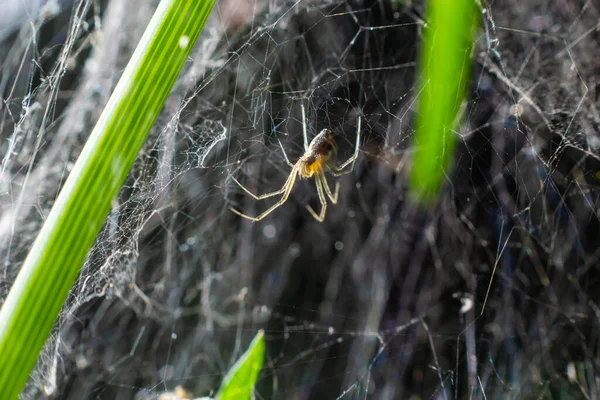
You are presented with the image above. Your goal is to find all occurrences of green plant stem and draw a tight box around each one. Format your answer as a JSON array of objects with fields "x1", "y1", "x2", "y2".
[
  {"x1": 409, "y1": 0, "x2": 480, "y2": 202},
  {"x1": 0, "y1": 1, "x2": 216, "y2": 398},
  {"x1": 216, "y1": 330, "x2": 265, "y2": 400}
]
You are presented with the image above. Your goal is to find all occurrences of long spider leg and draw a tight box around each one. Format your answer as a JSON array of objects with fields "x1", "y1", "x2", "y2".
[
  {"x1": 306, "y1": 173, "x2": 328, "y2": 222},
  {"x1": 320, "y1": 171, "x2": 339, "y2": 204},
  {"x1": 301, "y1": 104, "x2": 309, "y2": 152},
  {"x1": 230, "y1": 166, "x2": 300, "y2": 222},
  {"x1": 231, "y1": 158, "x2": 299, "y2": 201},
  {"x1": 333, "y1": 115, "x2": 361, "y2": 175},
  {"x1": 277, "y1": 139, "x2": 295, "y2": 168},
  {"x1": 231, "y1": 176, "x2": 287, "y2": 200}
]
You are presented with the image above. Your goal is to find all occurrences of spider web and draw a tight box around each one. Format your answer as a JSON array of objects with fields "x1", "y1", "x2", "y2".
[{"x1": 1, "y1": 0, "x2": 599, "y2": 398}]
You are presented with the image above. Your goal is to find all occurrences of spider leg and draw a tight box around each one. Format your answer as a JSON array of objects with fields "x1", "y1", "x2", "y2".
[
  {"x1": 231, "y1": 176, "x2": 287, "y2": 200},
  {"x1": 231, "y1": 159, "x2": 299, "y2": 200},
  {"x1": 332, "y1": 115, "x2": 361, "y2": 176},
  {"x1": 230, "y1": 166, "x2": 300, "y2": 222},
  {"x1": 306, "y1": 173, "x2": 328, "y2": 222},
  {"x1": 277, "y1": 139, "x2": 295, "y2": 168},
  {"x1": 301, "y1": 103, "x2": 309, "y2": 152},
  {"x1": 320, "y1": 171, "x2": 339, "y2": 204}
]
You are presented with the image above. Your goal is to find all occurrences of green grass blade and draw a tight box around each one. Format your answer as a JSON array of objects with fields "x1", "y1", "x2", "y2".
[
  {"x1": 0, "y1": 0, "x2": 216, "y2": 397},
  {"x1": 216, "y1": 330, "x2": 265, "y2": 400},
  {"x1": 409, "y1": 0, "x2": 480, "y2": 202}
]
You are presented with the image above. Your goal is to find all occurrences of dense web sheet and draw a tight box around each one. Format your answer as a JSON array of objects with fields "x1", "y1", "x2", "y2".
[{"x1": 1, "y1": 0, "x2": 600, "y2": 398}]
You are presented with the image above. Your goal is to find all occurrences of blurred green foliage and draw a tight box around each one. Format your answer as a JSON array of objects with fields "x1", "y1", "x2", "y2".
[
  {"x1": 410, "y1": 0, "x2": 480, "y2": 202},
  {"x1": 216, "y1": 331, "x2": 265, "y2": 400}
]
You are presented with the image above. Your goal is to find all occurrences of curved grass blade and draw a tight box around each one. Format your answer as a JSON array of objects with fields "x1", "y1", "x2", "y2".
[
  {"x1": 409, "y1": 0, "x2": 480, "y2": 203},
  {"x1": 216, "y1": 330, "x2": 265, "y2": 400},
  {"x1": 0, "y1": 0, "x2": 216, "y2": 398}
]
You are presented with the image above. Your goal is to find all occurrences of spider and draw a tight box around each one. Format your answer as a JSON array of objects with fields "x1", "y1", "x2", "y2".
[{"x1": 230, "y1": 105, "x2": 361, "y2": 222}]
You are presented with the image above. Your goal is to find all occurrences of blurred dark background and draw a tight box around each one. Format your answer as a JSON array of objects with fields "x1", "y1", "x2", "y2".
[{"x1": 1, "y1": 0, "x2": 599, "y2": 398}]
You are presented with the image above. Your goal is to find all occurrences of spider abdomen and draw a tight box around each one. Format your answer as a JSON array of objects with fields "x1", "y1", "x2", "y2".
[
  {"x1": 308, "y1": 129, "x2": 337, "y2": 155},
  {"x1": 299, "y1": 129, "x2": 338, "y2": 178}
]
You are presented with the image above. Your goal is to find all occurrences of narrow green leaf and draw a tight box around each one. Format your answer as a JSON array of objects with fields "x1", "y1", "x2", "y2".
[
  {"x1": 409, "y1": 0, "x2": 480, "y2": 202},
  {"x1": 0, "y1": 0, "x2": 216, "y2": 398},
  {"x1": 216, "y1": 330, "x2": 266, "y2": 400}
]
